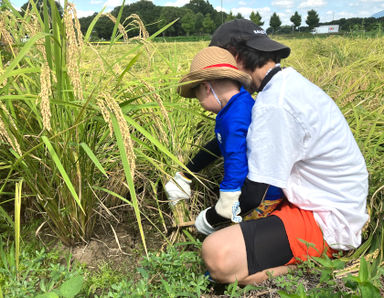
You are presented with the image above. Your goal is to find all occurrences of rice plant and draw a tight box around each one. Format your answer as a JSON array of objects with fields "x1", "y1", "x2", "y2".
[{"x1": 0, "y1": 0, "x2": 191, "y2": 250}]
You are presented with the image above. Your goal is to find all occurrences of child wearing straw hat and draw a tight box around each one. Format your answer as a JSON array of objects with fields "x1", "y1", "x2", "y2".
[{"x1": 165, "y1": 46, "x2": 284, "y2": 235}]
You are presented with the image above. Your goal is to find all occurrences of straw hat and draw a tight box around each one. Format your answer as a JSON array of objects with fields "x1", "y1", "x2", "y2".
[{"x1": 178, "y1": 46, "x2": 252, "y2": 98}]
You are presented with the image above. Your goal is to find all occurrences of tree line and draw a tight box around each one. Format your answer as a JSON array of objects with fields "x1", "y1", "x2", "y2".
[{"x1": 9, "y1": 0, "x2": 384, "y2": 40}]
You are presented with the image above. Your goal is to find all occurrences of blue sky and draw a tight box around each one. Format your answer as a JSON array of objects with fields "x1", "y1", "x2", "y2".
[{"x1": 9, "y1": 0, "x2": 384, "y2": 28}]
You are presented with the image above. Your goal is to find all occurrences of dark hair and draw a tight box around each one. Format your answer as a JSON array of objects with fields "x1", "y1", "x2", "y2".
[{"x1": 223, "y1": 39, "x2": 283, "y2": 72}]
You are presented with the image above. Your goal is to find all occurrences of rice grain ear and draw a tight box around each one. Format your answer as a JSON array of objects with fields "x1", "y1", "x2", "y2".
[
  {"x1": 64, "y1": 2, "x2": 83, "y2": 100},
  {"x1": 105, "y1": 13, "x2": 129, "y2": 42},
  {"x1": 126, "y1": 14, "x2": 149, "y2": 40},
  {"x1": 96, "y1": 94, "x2": 113, "y2": 137},
  {"x1": 103, "y1": 92, "x2": 136, "y2": 178},
  {"x1": 39, "y1": 62, "x2": 52, "y2": 131},
  {"x1": 0, "y1": 112, "x2": 21, "y2": 156},
  {"x1": 0, "y1": 15, "x2": 15, "y2": 55}
]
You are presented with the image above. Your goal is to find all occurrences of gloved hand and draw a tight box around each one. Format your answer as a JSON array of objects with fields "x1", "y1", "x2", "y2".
[
  {"x1": 195, "y1": 207, "x2": 216, "y2": 235},
  {"x1": 215, "y1": 191, "x2": 242, "y2": 223},
  {"x1": 164, "y1": 172, "x2": 192, "y2": 205}
]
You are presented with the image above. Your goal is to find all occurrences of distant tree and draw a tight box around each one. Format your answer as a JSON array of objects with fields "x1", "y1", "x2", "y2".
[
  {"x1": 111, "y1": 1, "x2": 161, "y2": 36},
  {"x1": 236, "y1": 13, "x2": 243, "y2": 19},
  {"x1": 79, "y1": 13, "x2": 96, "y2": 37},
  {"x1": 250, "y1": 11, "x2": 264, "y2": 26},
  {"x1": 94, "y1": 15, "x2": 115, "y2": 40},
  {"x1": 202, "y1": 13, "x2": 215, "y2": 34},
  {"x1": 215, "y1": 10, "x2": 226, "y2": 26},
  {"x1": 269, "y1": 12, "x2": 281, "y2": 33},
  {"x1": 306, "y1": 9, "x2": 320, "y2": 29},
  {"x1": 225, "y1": 11, "x2": 236, "y2": 22},
  {"x1": 277, "y1": 25, "x2": 293, "y2": 34},
  {"x1": 181, "y1": 9, "x2": 196, "y2": 35},
  {"x1": 290, "y1": 11, "x2": 301, "y2": 31},
  {"x1": 157, "y1": 6, "x2": 185, "y2": 36},
  {"x1": 184, "y1": 0, "x2": 214, "y2": 16},
  {"x1": 20, "y1": 0, "x2": 63, "y2": 17},
  {"x1": 195, "y1": 12, "x2": 204, "y2": 34}
]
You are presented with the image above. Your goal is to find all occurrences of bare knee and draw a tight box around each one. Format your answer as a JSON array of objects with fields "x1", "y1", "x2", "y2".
[
  {"x1": 201, "y1": 230, "x2": 247, "y2": 283},
  {"x1": 202, "y1": 235, "x2": 233, "y2": 283}
]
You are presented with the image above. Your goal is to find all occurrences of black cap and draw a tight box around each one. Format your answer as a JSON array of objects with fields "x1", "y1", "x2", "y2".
[{"x1": 210, "y1": 19, "x2": 290, "y2": 58}]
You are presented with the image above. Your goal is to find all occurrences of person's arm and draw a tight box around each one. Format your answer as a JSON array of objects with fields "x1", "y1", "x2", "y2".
[
  {"x1": 183, "y1": 138, "x2": 221, "y2": 179},
  {"x1": 165, "y1": 138, "x2": 220, "y2": 204},
  {"x1": 203, "y1": 178, "x2": 270, "y2": 228},
  {"x1": 214, "y1": 96, "x2": 253, "y2": 221}
]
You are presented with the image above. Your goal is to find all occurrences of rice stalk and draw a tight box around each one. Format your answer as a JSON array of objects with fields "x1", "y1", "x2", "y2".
[
  {"x1": 14, "y1": 180, "x2": 22, "y2": 274},
  {"x1": 139, "y1": 80, "x2": 173, "y2": 147},
  {"x1": 334, "y1": 249, "x2": 383, "y2": 278}
]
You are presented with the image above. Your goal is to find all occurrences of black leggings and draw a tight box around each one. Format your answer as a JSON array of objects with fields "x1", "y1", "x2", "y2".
[{"x1": 240, "y1": 215, "x2": 293, "y2": 275}]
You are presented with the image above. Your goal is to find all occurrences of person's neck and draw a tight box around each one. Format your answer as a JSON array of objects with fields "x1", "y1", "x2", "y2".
[
  {"x1": 251, "y1": 61, "x2": 277, "y2": 90},
  {"x1": 213, "y1": 85, "x2": 239, "y2": 109},
  {"x1": 215, "y1": 88, "x2": 240, "y2": 108}
]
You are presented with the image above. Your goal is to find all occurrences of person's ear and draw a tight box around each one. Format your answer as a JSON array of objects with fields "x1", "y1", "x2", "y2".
[{"x1": 201, "y1": 82, "x2": 210, "y2": 95}]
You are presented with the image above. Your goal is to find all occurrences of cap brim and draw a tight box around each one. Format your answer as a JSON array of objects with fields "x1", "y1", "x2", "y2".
[
  {"x1": 246, "y1": 38, "x2": 290, "y2": 58},
  {"x1": 178, "y1": 68, "x2": 252, "y2": 98}
]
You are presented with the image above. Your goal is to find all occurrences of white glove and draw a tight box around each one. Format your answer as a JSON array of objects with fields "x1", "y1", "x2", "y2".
[
  {"x1": 164, "y1": 172, "x2": 192, "y2": 205},
  {"x1": 215, "y1": 191, "x2": 242, "y2": 223},
  {"x1": 195, "y1": 207, "x2": 216, "y2": 235}
]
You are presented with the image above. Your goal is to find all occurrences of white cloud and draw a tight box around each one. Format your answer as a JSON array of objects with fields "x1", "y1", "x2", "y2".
[
  {"x1": 335, "y1": 11, "x2": 355, "y2": 18},
  {"x1": 215, "y1": 6, "x2": 228, "y2": 13},
  {"x1": 231, "y1": 7, "x2": 255, "y2": 18},
  {"x1": 231, "y1": 7, "x2": 272, "y2": 22},
  {"x1": 91, "y1": 0, "x2": 103, "y2": 4},
  {"x1": 77, "y1": 10, "x2": 96, "y2": 17},
  {"x1": 272, "y1": 0, "x2": 294, "y2": 8},
  {"x1": 298, "y1": 0, "x2": 327, "y2": 8},
  {"x1": 239, "y1": 1, "x2": 247, "y2": 5},
  {"x1": 104, "y1": 0, "x2": 124, "y2": 8},
  {"x1": 228, "y1": 6, "x2": 272, "y2": 27},
  {"x1": 164, "y1": 0, "x2": 189, "y2": 6}
]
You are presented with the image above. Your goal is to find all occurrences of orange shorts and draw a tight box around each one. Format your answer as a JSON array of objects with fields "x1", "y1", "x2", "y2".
[{"x1": 272, "y1": 200, "x2": 337, "y2": 264}]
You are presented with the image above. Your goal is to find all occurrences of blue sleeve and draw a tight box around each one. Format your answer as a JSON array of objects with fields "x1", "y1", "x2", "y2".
[
  {"x1": 266, "y1": 185, "x2": 284, "y2": 200},
  {"x1": 217, "y1": 98, "x2": 253, "y2": 191}
]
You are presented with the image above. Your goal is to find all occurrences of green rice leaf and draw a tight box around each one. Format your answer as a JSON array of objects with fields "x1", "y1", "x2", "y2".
[
  {"x1": 110, "y1": 0, "x2": 125, "y2": 45},
  {"x1": 124, "y1": 115, "x2": 190, "y2": 173},
  {"x1": 111, "y1": 115, "x2": 147, "y2": 255},
  {"x1": 41, "y1": 136, "x2": 85, "y2": 214},
  {"x1": 84, "y1": 8, "x2": 106, "y2": 43},
  {"x1": 80, "y1": 142, "x2": 108, "y2": 177}
]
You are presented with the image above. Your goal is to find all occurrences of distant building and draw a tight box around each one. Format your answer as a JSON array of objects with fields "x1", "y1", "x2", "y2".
[
  {"x1": 372, "y1": 10, "x2": 384, "y2": 18},
  {"x1": 311, "y1": 25, "x2": 339, "y2": 34}
]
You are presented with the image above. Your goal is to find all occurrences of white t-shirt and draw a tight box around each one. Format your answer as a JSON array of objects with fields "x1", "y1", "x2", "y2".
[{"x1": 247, "y1": 67, "x2": 369, "y2": 250}]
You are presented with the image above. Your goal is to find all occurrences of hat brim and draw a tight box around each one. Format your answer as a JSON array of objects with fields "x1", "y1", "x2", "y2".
[
  {"x1": 178, "y1": 68, "x2": 252, "y2": 98},
  {"x1": 246, "y1": 37, "x2": 290, "y2": 58}
]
